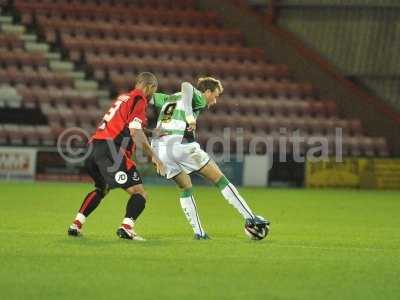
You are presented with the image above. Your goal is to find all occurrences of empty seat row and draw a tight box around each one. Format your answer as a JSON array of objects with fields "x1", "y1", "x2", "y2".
[
  {"x1": 104, "y1": 62, "x2": 287, "y2": 90},
  {"x1": 341, "y1": 137, "x2": 389, "y2": 157},
  {"x1": 62, "y1": 36, "x2": 266, "y2": 64},
  {"x1": 40, "y1": 102, "x2": 101, "y2": 116},
  {"x1": 213, "y1": 99, "x2": 337, "y2": 117},
  {"x1": 198, "y1": 114, "x2": 363, "y2": 136},
  {"x1": 18, "y1": 0, "x2": 195, "y2": 10},
  {"x1": 17, "y1": 3, "x2": 220, "y2": 28},
  {"x1": 0, "y1": 68, "x2": 74, "y2": 88},
  {"x1": 44, "y1": 105, "x2": 103, "y2": 120},
  {"x1": 104, "y1": 70, "x2": 294, "y2": 90},
  {"x1": 17, "y1": 86, "x2": 99, "y2": 106},
  {"x1": 0, "y1": 50, "x2": 47, "y2": 68},
  {"x1": 46, "y1": 110, "x2": 100, "y2": 128},
  {"x1": 0, "y1": 33, "x2": 24, "y2": 50},
  {"x1": 110, "y1": 73, "x2": 313, "y2": 99},
  {"x1": 0, "y1": 124, "x2": 57, "y2": 146},
  {"x1": 78, "y1": 50, "x2": 268, "y2": 75},
  {"x1": 195, "y1": 132, "x2": 388, "y2": 157},
  {"x1": 38, "y1": 18, "x2": 243, "y2": 46}
]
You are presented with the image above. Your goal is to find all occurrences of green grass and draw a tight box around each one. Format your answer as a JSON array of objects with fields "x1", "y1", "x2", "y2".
[{"x1": 0, "y1": 182, "x2": 399, "y2": 300}]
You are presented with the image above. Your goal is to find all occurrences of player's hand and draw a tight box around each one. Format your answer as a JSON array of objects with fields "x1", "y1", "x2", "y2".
[
  {"x1": 186, "y1": 115, "x2": 196, "y2": 132},
  {"x1": 152, "y1": 157, "x2": 166, "y2": 176},
  {"x1": 152, "y1": 128, "x2": 168, "y2": 138},
  {"x1": 187, "y1": 122, "x2": 196, "y2": 132}
]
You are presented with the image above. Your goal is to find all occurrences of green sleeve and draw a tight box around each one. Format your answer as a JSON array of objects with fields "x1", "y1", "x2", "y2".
[
  {"x1": 152, "y1": 93, "x2": 169, "y2": 112},
  {"x1": 192, "y1": 87, "x2": 207, "y2": 117}
]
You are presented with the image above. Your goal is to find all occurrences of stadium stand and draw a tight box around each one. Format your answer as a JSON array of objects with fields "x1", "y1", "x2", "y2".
[
  {"x1": 0, "y1": 0, "x2": 390, "y2": 156},
  {"x1": 0, "y1": 1, "x2": 110, "y2": 146}
]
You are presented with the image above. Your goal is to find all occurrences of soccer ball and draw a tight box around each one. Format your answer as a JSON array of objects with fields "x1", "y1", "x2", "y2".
[{"x1": 244, "y1": 215, "x2": 269, "y2": 240}]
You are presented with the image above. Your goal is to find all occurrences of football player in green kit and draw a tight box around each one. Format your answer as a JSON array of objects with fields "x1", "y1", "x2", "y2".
[{"x1": 151, "y1": 77, "x2": 270, "y2": 240}]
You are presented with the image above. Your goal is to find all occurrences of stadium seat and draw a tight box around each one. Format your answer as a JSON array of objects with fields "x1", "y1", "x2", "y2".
[
  {"x1": 3, "y1": 124, "x2": 25, "y2": 145},
  {"x1": 0, "y1": 125, "x2": 8, "y2": 145},
  {"x1": 0, "y1": 85, "x2": 22, "y2": 108},
  {"x1": 375, "y1": 137, "x2": 389, "y2": 157},
  {"x1": 36, "y1": 125, "x2": 57, "y2": 146},
  {"x1": 20, "y1": 125, "x2": 41, "y2": 146},
  {"x1": 0, "y1": 33, "x2": 25, "y2": 50}
]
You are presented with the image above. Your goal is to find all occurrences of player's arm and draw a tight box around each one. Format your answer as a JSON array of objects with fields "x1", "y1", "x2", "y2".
[
  {"x1": 181, "y1": 82, "x2": 196, "y2": 131},
  {"x1": 129, "y1": 125, "x2": 165, "y2": 176},
  {"x1": 128, "y1": 102, "x2": 165, "y2": 176}
]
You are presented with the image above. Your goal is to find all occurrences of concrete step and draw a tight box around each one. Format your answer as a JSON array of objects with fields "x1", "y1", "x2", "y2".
[
  {"x1": 97, "y1": 90, "x2": 110, "y2": 99},
  {"x1": 45, "y1": 52, "x2": 62, "y2": 61},
  {"x1": 21, "y1": 33, "x2": 37, "y2": 42},
  {"x1": 69, "y1": 71, "x2": 86, "y2": 80},
  {"x1": 25, "y1": 42, "x2": 50, "y2": 53},
  {"x1": 0, "y1": 16, "x2": 13, "y2": 24},
  {"x1": 74, "y1": 79, "x2": 99, "y2": 91},
  {"x1": 1, "y1": 23, "x2": 25, "y2": 35},
  {"x1": 49, "y1": 60, "x2": 74, "y2": 72}
]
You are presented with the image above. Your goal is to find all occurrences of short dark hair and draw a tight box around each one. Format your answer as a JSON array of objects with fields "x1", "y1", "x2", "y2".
[
  {"x1": 197, "y1": 77, "x2": 223, "y2": 93},
  {"x1": 136, "y1": 72, "x2": 158, "y2": 88}
]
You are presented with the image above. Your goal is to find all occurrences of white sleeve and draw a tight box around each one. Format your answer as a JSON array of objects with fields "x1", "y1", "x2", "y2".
[
  {"x1": 128, "y1": 117, "x2": 143, "y2": 129},
  {"x1": 181, "y1": 82, "x2": 195, "y2": 123}
]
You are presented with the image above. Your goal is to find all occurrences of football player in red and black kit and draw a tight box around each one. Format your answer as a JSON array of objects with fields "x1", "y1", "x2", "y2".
[{"x1": 68, "y1": 72, "x2": 165, "y2": 241}]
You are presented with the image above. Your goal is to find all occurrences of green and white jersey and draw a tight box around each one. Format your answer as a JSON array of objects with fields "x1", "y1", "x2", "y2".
[{"x1": 152, "y1": 84, "x2": 207, "y2": 142}]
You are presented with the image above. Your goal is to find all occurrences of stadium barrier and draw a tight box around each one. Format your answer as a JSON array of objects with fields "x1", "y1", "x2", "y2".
[
  {"x1": 306, "y1": 158, "x2": 400, "y2": 189},
  {"x1": 0, "y1": 146, "x2": 37, "y2": 181},
  {"x1": 242, "y1": 155, "x2": 270, "y2": 186}
]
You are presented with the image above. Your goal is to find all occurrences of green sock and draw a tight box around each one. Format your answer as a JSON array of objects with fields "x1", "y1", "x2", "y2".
[
  {"x1": 181, "y1": 187, "x2": 193, "y2": 198},
  {"x1": 215, "y1": 176, "x2": 230, "y2": 191}
]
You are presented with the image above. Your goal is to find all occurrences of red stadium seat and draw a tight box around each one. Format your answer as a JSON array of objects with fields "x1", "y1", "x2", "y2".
[
  {"x1": 0, "y1": 33, "x2": 25, "y2": 50},
  {"x1": 375, "y1": 137, "x2": 389, "y2": 157},
  {"x1": 0, "y1": 125, "x2": 8, "y2": 145},
  {"x1": 36, "y1": 125, "x2": 57, "y2": 146},
  {"x1": 4, "y1": 124, "x2": 25, "y2": 145},
  {"x1": 21, "y1": 125, "x2": 41, "y2": 146}
]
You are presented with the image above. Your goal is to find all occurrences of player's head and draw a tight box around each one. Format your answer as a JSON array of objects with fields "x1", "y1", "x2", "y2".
[
  {"x1": 135, "y1": 72, "x2": 158, "y2": 98},
  {"x1": 197, "y1": 77, "x2": 223, "y2": 108}
]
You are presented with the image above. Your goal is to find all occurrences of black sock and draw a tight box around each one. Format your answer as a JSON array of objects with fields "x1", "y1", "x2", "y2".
[
  {"x1": 79, "y1": 189, "x2": 104, "y2": 217},
  {"x1": 125, "y1": 193, "x2": 146, "y2": 221}
]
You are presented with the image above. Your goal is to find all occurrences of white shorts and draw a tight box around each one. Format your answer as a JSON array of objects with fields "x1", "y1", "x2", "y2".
[{"x1": 152, "y1": 140, "x2": 210, "y2": 179}]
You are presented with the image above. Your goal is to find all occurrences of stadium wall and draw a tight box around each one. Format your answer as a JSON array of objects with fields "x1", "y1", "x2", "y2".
[
  {"x1": 276, "y1": 0, "x2": 400, "y2": 111},
  {"x1": 197, "y1": 0, "x2": 400, "y2": 155}
]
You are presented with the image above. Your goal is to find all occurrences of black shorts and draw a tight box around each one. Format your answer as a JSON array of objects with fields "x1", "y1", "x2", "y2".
[{"x1": 85, "y1": 140, "x2": 143, "y2": 191}]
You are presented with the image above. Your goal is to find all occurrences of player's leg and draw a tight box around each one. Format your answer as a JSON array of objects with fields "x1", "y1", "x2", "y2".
[
  {"x1": 153, "y1": 141, "x2": 209, "y2": 239},
  {"x1": 87, "y1": 141, "x2": 146, "y2": 240},
  {"x1": 199, "y1": 160, "x2": 270, "y2": 236},
  {"x1": 198, "y1": 160, "x2": 256, "y2": 220},
  {"x1": 68, "y1": 149, "x2": 109, "y2": 236},
  {"x1": 176, "y1": 142, "x2": 255, "y2": 220},
  {"x1": 116, "y1": 181, "x2": 147, "y2": 241},
  {"x1": 173, "y1": 172, "x2": 209, "y2": 240},
  {"x1": 68, "y1": 185, "x2": 108, "y2": 236}
]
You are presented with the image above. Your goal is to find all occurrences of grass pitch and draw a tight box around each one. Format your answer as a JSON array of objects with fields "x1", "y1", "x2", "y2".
[{"x1": 0, "y1": 182, "x2": 399, "y2": 300}]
